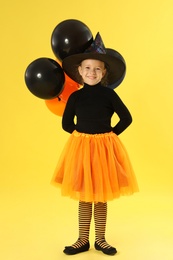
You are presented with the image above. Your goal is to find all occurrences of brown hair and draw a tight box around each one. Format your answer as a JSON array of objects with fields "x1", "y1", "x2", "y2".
[{"x1": 101, "y1": 63, "x2": 109, "y2": 86}]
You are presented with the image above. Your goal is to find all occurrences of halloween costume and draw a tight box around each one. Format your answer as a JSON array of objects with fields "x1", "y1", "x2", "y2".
[
  {"x1": 52, "y1": 82, "x2": 138, "y2": 202},
  {"x1": 52, "y1": 33, "x2": 138, "y2": 255}
]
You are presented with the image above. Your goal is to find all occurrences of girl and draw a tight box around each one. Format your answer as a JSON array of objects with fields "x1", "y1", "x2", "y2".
[{"x1": 52, "y1": 33, "x2": 138, "y2": 255}]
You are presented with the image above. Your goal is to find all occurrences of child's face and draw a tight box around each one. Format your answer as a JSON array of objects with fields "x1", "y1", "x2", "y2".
[{"x1": 78, "y1": 59, "x2": 106, "y2": 85}]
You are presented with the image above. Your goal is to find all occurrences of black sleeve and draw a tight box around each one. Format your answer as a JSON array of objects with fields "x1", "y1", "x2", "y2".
[
  {"x1": 62, "y1": 93, "x2": 77, "y2": 133},
  {"x1": 111, "y1": 91, "x2": 132, "y2": 135}
]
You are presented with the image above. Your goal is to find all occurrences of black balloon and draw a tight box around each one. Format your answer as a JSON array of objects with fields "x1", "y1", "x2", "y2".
[
  {"x1": 106, "y1": 48, "x2": 126, "y2": 89},
  {"x1": 51, "y1": 19, "x2": 93, "y2": 61},
  {"x1": 24, "y1": 58, "x2": 65, "y2": 99}
]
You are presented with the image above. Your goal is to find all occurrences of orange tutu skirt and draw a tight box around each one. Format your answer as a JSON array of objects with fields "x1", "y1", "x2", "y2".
[{"x1": 51, "y1": 130, "x2": 139, "y2": 202}]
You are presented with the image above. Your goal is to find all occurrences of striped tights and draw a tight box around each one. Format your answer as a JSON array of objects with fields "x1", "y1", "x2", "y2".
[{"x1": 71, "y1": 201, "x2": 113, "y2": 249}]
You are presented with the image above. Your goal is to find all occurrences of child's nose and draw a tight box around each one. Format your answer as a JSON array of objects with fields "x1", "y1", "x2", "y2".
[{"x1": 90, "y1": 68, "x2": 96, "y2": 74}]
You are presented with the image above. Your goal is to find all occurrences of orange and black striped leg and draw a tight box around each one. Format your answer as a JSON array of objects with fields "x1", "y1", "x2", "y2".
[
  {"x1": 94, "y1": 202, "x2": 117, "y2": 255},
  {"x1": 63, "y1": 201, "x2": 92, "y2": 255}
]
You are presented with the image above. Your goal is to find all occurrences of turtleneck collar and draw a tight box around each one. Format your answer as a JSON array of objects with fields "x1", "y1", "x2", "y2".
[{"x1": 83, "y1": 82, "x2": 103, "y2": 89}]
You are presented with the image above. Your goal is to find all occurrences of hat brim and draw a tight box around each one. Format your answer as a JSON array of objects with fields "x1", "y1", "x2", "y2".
[{"x1": 62, "y1": 53, "x2": 126, "y2": 85}]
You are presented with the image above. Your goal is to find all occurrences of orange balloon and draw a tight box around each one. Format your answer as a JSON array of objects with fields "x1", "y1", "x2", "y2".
[
  {"x1": 60, "y1": 75, "x2": 80, "y2": 102},
  {"x1": 56, "y1": 58, "x2": 80, "y2": 100},
  {"x1": 45, "y1": 59, "x2": 80, "y2": 116},
  {"x1": 45, "y1": 97, "x2": 66, "y2": 116}
]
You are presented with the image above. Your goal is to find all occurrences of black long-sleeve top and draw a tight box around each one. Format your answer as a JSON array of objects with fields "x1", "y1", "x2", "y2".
[{"x1": 62, "y1": 83, "x2": 132, "y2": 135}]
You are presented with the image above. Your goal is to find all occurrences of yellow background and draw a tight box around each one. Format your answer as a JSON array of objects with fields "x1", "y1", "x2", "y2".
[{"x1": 1, "y1": 0, "x2": 173, "y2": 259}]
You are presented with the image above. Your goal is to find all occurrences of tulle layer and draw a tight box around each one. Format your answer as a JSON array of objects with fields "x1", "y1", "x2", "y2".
[{"x1": 51, "y1": 130, "x2": 139, "y2": 202}]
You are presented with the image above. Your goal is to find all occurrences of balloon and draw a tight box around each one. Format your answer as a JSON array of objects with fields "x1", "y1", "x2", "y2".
[
  {"x1": 106, "y1": 48, "x2": 126, "y2": 89},
  {"x1": 45, "y1": 76, "x2": 79, "y2": 116},
  {"x1": 45, "y1": 97, "x2": 66, "y2": 116},
  {"x1": 60, "y1": 74, "x2": 80, "y2": 102},
  {"x1": 53, "y1": 58, "x2": 80, "y2": 102},
  {"x1": 24, "y1": 58, "x2": 65, "y2": 99},
  {"x1": 45, "y1": 73, "x2": 80, "y2": 116},
  {"x1": 53, "y1": 58, "x2": 80, "y2": 101},
  {"x1": 51, "y1": 19, "x2": 93, "y2": 61}
]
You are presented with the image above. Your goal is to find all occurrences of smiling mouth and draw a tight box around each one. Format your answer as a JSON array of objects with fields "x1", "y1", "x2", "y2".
[{"x1": 88, "y1": 76, "x2": 96, "y2": 79}]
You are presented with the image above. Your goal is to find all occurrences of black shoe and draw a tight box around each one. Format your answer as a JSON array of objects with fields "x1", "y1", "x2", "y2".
[
  {"x1": 63, "y1": 241, "x2": 90, "y2": 255},
  {"x1": 95, "y1": 241, "x2": 117, "y2": 256}
]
